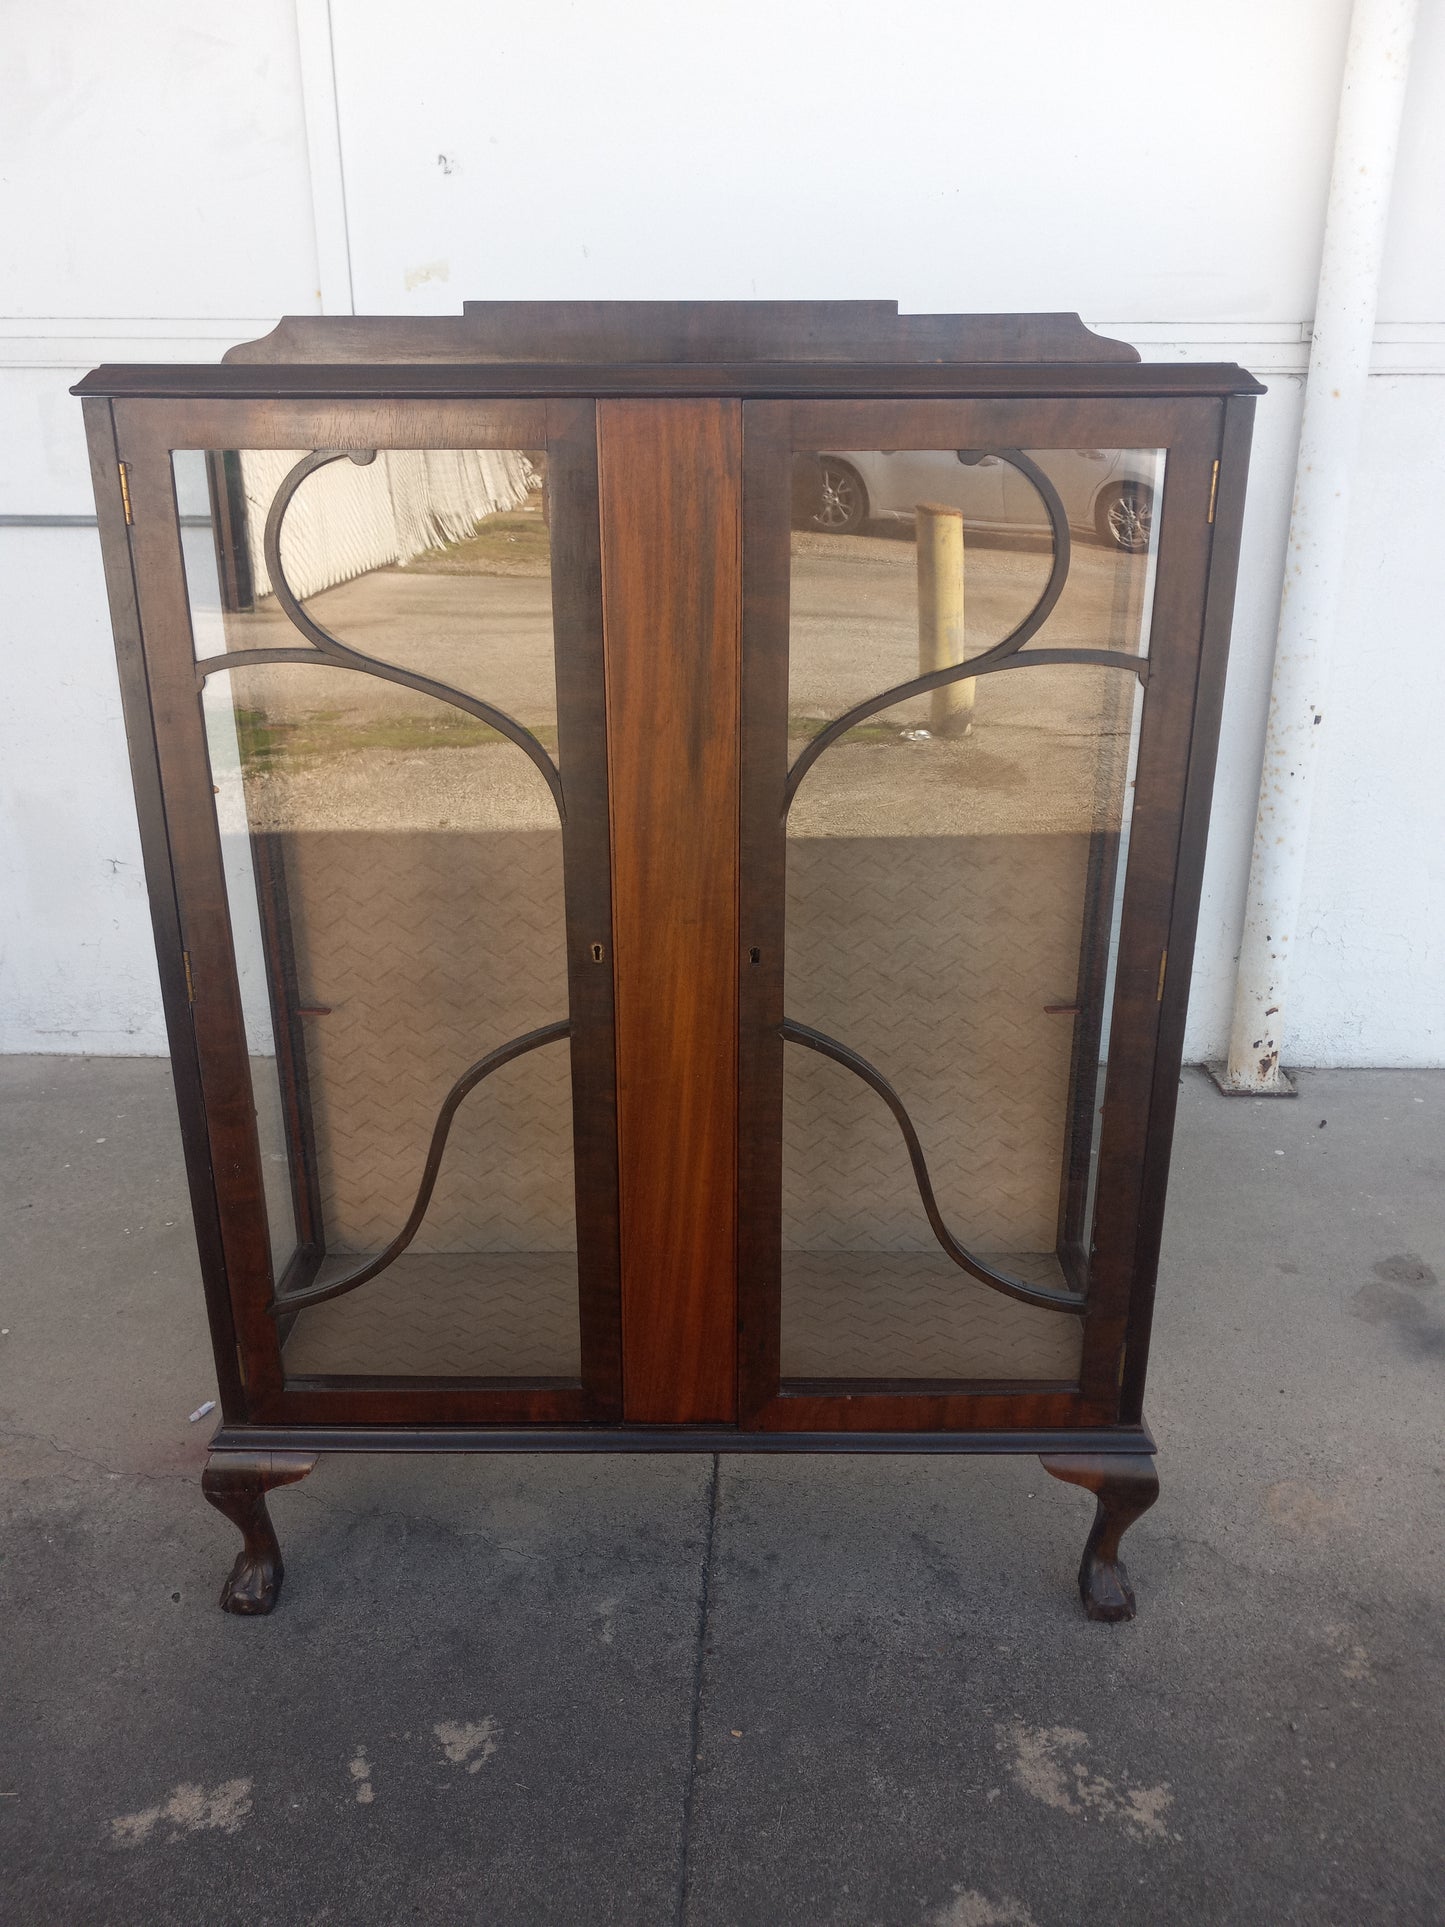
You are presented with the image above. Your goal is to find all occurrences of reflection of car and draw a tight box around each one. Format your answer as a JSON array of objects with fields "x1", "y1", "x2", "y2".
[{"x1": 793, "y1": 449, "x2": 1157, "y2": 551}]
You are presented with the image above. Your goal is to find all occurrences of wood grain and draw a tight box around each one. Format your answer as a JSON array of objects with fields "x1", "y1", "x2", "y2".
[
  {"x1": 218, "y1": 301, "x2": 1140, "y2": 366},
  {"x1": 1120, "y1": 392, "x2": 1259, "y2": 1422},
  {"x1": 83, "y1": 399, "x2": 247, "y2": 1421},
  {"x1": 1040, "y1": 1452, "x2": 1160, "y2": 1620},
  {"x1": 736, "y1": 403, "x2": 793, "y2": 1424},
  {"x1": 73, "y1": 364, "x2": 1264, "y2": 403},
  {"x1": 112, "y1": 395, "x2": 618, "y2": 1428},
  {"x1": 599, "y1": 400, "x2": 741, "y2": 1422}
]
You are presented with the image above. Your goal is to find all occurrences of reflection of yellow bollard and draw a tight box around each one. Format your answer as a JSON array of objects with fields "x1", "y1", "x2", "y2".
[{"x1": 915, "y1": 502, "x2": 974, "y2": 737}]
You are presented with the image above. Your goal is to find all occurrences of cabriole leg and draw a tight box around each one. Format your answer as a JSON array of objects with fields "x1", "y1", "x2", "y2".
[
  {"x1": 1039, "y1": 1452, "x2": 1159, "y2": 1622},
  {"x1": 201, "y1": 1451, "x2": 317, "y2": 1615}
]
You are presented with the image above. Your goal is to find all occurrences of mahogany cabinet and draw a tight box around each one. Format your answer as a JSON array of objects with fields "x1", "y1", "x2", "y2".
[{"x1": 75, "y1": 303, "x2": 1260, "y2": 1619}]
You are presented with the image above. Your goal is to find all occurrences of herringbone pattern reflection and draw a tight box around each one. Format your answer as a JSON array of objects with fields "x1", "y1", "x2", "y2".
[
  {"x1": 781, "y1": 829, "x2": 1091, "y2": 1381},
  {"x1": 282, "y1": 1252, "x2": 580, "y2": 1377},
  {"x1": 256, "y1": 825, "x2": 584, "y2": 1377},
  {"x1": 781, "y1": 1252, "x2": 1081, "y2": 1380},
  {"x1": 784, "y1": 833, "x2": 1088, "y2": 1253},
  {"x1": 285, "y1": 828, "x2": 577, "y2": 1255}
]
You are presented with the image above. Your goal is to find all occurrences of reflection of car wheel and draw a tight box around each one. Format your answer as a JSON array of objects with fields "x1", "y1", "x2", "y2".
[
  {"x1": 807, "y1": 458, "x2": 869, "y2": 535},
  {"x1": 1097, "y1": 481, "x2": 1153, "y2": 552}
]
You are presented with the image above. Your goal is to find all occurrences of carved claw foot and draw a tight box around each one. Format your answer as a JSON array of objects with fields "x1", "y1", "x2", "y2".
[
  {"x1": 219, "y1": 1545, "x2": 283, "y2": 1616},
  {"x1": 1039, "y1": 1452, "x2": 1159, "y2": 1623},
  {"x1": 201, "y1": 1452, "x2": 317, "y2": 1616}
]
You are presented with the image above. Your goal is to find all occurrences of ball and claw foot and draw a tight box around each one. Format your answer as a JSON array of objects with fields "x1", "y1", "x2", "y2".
[
  {"x1": 219, "y1": 1543, "x2": 284, "y2": 1616},
  {"x1": 1039, "y1": 1452, "x2": 1159, "y2": 1623},
  {"x1": 201, "y1": 1452, "x2": 317, "y2": 1616}
]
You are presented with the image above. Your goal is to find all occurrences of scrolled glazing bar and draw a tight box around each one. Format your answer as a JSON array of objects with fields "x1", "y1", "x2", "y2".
[
  {"x1": 269, "y1": 1019, "x2": 571, "y2": 1314},
  {"x1": 195, "y1": 644, "x2": 568, "y2": 816},
  {"x1": 217, "y1": 446, "x2": 568, "y2": 819},
  {"x1": 783, "y1": 1018, "x2": 1087, "y2": 1316},
  {"x1": 784, "y1": 449, "x2": 1135, "y2": 812}
]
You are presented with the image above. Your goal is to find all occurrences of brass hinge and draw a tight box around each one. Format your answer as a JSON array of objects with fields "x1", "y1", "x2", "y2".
[
  {"x1": 1156, "y1": 948, "x2": 1168, "y2": 1002},
  {"x1": 118, "y1": 460, "x2": 133, "y2": 525},
  {"x1": 182, "y1": 949, "x2": 196, "y2": 1005},
  {"x1": 1206, "y1": 459, "x2": 1220, "y2": 524}
]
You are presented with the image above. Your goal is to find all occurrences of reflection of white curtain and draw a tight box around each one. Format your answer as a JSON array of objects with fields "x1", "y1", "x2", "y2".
[{"x1": 239, "y1": 448, "x2": 534, "y2": 601}]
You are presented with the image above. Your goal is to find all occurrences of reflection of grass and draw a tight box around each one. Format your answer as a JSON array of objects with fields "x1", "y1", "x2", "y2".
[
  {"x1": 234, "y1": 706, "x2": 556, "y2": 769},
  {"x1": 403, "y1": 506, "x2": 550, "y2": 572}
]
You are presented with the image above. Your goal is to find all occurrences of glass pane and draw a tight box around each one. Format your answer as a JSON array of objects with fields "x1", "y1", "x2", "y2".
[
  {"x1": 195, "y1": 683, "x2": 297, "y2": 1279},
  {"x1": 781, "y1": 445, "x2": 1158, "y2": 1384},
  {"x1": 177, "y1": 448, "x2": 580, "y2": 1380},
  {"x1": 790, "y1": 446, "x2": 1162, "y2": 683},
  {"x1": 178, "y1": 446, "x2": 555, "y2": 722}
]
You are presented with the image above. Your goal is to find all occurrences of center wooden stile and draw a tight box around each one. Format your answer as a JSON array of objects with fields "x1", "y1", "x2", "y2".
[{"x1": 597, "y1": 399, "x2": 743, "y2": 1422}]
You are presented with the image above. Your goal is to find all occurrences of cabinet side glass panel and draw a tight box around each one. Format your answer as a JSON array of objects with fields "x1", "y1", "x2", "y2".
[
  {"x1": 781, "y1": 445, "x2": 1161, "y2": 1385},
  {"x1": 175, "y1": 448, "x2": 581, "y2": 1381}
]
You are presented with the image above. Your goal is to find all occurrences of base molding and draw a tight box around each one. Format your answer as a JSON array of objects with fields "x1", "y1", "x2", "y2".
[{"x1": 211, "y1": 1422, "x2": 1155, "y2": 1458}]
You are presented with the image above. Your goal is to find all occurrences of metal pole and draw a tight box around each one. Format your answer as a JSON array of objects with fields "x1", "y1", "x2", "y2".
[
  {"x1": 916, "y1": 503, "x2": 974, "y2": 737},
  {"x1": 1221, "y1": 0, "x2": 1419, "y2": 1092}
]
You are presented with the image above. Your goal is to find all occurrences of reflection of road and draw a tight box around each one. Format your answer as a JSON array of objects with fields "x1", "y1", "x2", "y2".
[
  {"x1": 208, "y1": 531, "x2": 1146, "y2": 839},
  {"x1": 781, "y1": 533, "x2": 1146, "y2": 1279},
  {"x1": 204, "y1": 533, "x2": 1138, "y2": 1313},
  {"x1": 212, "y1": 565, "x2": 562, "y2": 833},
  {"x1": 789, "y1": 532, "x2": 1147, "y2": 840},
  {"x1": 217, "y1": 566, "x2": 559, "y2": 724}
]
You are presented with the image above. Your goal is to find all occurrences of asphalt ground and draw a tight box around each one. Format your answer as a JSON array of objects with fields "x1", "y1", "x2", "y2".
[{"x1": 2, "y1": 1056, "x2": 1443, "y2": 1925}]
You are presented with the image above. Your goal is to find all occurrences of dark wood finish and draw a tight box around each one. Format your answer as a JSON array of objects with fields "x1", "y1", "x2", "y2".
[
  {"x1": 117, "y1": 421, "x2": 304, "y2": 1414},
  {"x1": 212, "y1": 1422, "x2": 1155, "y2": 1456},
  {"x1": 81, "y1": 399, "x2": 246, "y2": 1420},
  {"x1": 267, "y1": 1386, "x2": 603, "y2": 1427},
  {"x1": 736, "y1": 395, "x2": 1227, "y2": 1434},
  {"x1": 1040, "y1": 1452, "x2": 1160, "y2": 1622},
  {"x1": 111, "y1": 397, "x2": 546, "y2": 454},
  {"x1": 75, "y1": 363, "x2": 1264, "y2": 403},
  {"x1": 1121, "y1": 393, "x2": 1259, "y2": 1422},
  {"x1": 787, "y1": 395, "x2": 1211, "y2": 449},
  {"x1": 599, "y1": 399, "x2": 742, "y2": 1423},
  {"x1": 1073, "y1": 407, "x2": 1225, "y2": 1412},
  {"x1": 737, "y1": 403, "x2": 793, "y2": 1425},
  {"x1": 79, "y1": 304, "x2": 1259, "y2": 1619},
  {"x1": 750, "y1": 1391, "x2": 1110, "y2": 1432},
  {"x1": 546, "y1": 398, "x2": 626, "y2": 1420},
  {"x1": 201, "y1": 1450, "x2": 317, "y2": 1614},
  {"x1": 110, "y1": 397, "x2": 618, "y2": 1428},
  {"x1": 221, "y1": 302, "x2": 1139, "y2": 366},
  {"x1": 205, "y1": 450, "x2": 255, "y2": 611}
]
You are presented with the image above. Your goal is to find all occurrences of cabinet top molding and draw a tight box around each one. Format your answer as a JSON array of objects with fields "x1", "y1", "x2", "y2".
[
  {"x1": 72, "y1": 301, "x2": 1265, "y2": 398},
  {"x1": 221, "y1": 302, "x2": 1141, "y2": 367}
]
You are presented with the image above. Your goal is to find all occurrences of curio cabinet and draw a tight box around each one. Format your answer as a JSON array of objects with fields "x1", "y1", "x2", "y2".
[{"x1": 75, "y1": 302, "x2": 1260, "y2": 1619}]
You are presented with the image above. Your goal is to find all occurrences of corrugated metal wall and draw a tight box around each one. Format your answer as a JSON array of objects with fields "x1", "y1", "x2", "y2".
[{"x1": 241, "y1": 448, "x2": 535, "y2": 601}]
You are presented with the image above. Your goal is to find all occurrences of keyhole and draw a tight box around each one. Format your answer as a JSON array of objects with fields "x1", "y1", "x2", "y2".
[
  {"x1": 591, "y1": 942, "x2": 605, "y2": 963},
  {"x1": 748, "y1": 947, "x2": 761, "y2": 965}
]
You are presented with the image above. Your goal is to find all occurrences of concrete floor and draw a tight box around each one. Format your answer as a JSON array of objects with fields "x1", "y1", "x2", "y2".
[{"x1": 1, "y1": 1056, "x2": 1442, "y2": 1926}]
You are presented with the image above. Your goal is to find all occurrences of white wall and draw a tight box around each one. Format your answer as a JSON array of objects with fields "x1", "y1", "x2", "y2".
[{"x1": 3, "y1": 0, "x2": 1442, "y2": 1062}]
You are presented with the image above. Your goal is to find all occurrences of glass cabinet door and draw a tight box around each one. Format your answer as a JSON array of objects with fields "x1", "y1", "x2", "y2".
[
  {"x1": 739, "y1": 398, "x2": 1221, "y2": 1430},
  {"x1": 120, "y1": 399, "x2": 619, "y2": 1424}
]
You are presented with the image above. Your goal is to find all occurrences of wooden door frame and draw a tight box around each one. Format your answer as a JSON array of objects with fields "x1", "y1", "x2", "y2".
[
  {"x1": 737, "y1": 393, "x2": 1247, "y2": 1433},
  {"x1": 83, "y1": 366, "x2": 1255, "y2": 1450},
  {"x1": 98, "y1": 394, "x2": 622, "y2": 1427},
  {"x1": 597, "y1": 399, "x2": 743, "y2": 1423}
]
